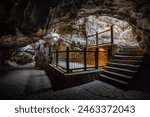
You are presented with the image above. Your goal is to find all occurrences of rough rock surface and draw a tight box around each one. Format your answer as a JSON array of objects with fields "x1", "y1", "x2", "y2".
[
  {"x1": 0, "y1": 0, "x2": 150, "y2": 54},
  {"x1": 11, "y1": 52, "x2": 34, "y2": 65},
  {"x1": 47, "y1": 15, "x2": 138, "y2": 47}
]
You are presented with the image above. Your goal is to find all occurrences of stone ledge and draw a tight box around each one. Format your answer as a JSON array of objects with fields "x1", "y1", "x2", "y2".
[{"x1": 47, "y1": 64, "x2": 101, "y2": 90}]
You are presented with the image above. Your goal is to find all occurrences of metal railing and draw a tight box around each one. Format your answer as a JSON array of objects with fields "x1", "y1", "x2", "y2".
[
  {"x1": 51, "y1": 47, "x2": 109, "y2": 73},
  {"x1": 86, "y1": 26, "x2": 114, "y2": 47},
  {"x1": 50, "y1": 26, "x2": 114, "y2": 73}
]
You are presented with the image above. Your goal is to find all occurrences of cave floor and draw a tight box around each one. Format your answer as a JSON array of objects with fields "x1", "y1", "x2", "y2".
[{"x1": 0, "y1": 67, "x2": 150, "y2": 100}]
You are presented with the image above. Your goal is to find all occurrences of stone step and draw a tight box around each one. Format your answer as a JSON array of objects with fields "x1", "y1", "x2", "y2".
[
  {"x1": 109, "y1": 59, "x2": 143, "y2": 65},
  {"x1": 101, "y1": 70, "x2": 132, "y2": 82},
  {"x1": 116, "y1": 51, "x2": 143, "y2": 56},
  {"x1": 99, "y1": 45, "x2": 143, "y2": 89},
  {"x1": 107, "y1": 62, "x2": 140, "y2": 71},
  {"x1": 117, "y1": 50, "x2": 144, "y2": 56},
  {"x1": 104, "y1": 66, "x2": 136, "y2": 76},
  {"x1": 100, "y1": 74, "x2": 128, "y2": 86},
  {"x1": 122, "y1": 49, "x2": 142, "y2": 52},
  {"x1": 122, "y1": 46, "x2": 141, "y2": 48},
  {"x1": 121, "y1": 47, "x2": 142, "y2": 51},
  {"x1": 113, "y1": 55, "x2": 143, "y2": 60}
]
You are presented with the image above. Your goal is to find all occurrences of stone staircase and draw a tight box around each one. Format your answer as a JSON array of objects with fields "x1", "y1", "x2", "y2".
[{"x1": 99, "y1": 46, "x2": 144, "y2": 88}]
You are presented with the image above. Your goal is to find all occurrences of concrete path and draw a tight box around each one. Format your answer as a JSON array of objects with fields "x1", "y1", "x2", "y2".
[{"x1": 0, "y1": 67, "x2": 150, "y2": 100}]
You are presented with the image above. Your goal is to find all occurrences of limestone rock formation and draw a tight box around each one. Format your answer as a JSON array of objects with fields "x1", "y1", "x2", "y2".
[
  {"x1": 47, "y1": 15, "x2": 138, "y2": 47},
  {"x1": 11, "y1": 52, "x2": 34, "y2": 65},
  {"x1": 0, "y1": 0, "x2": 150, "y2": 54}
]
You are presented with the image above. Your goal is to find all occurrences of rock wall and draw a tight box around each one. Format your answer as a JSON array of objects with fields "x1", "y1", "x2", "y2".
[
  {"x1": 0, "y1": 0, "x2": 59, "y2": 36},
  {"x1": 0, "y1": 49, "x2": 5, "y2": 65},
  {"x1": 77, "y1": 0, "x2": 150, "y2": 54},
  {"x1": 47, "y1": 15, "x2": 138, "y2": 47},
  {"x1": 0, "y1": 0, "x2": 150, "y2": 54},
  {"x1": 0, "y1": 0, "x2": 29, "y2": 36},
  {"x1": 48, "y1": 0, "x2": 150, "y2": 54}
]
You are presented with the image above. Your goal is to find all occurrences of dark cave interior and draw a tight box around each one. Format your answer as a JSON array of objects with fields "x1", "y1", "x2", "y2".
[{"x1": 0, "y1": 0, "x2": 150, "y2": 99}]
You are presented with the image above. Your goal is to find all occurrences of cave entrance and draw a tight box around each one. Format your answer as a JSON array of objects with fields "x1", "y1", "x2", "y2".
[
  {"x1": 79, "y1": 15, "x2": 139, "y2": 47},
  {"x1": 47, "y1": 15, "x2": 140, "y2": 68},
  {"x1": 48, "y1": 15, "x2": 139, "y2": 48}
]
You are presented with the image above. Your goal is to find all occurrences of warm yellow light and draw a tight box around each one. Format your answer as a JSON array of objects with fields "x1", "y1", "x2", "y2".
[
  {"x1": 99, "y1": 48, "x2": 105, "y2": 51},
  {"x1": 70, "y1": 46, "x2": 109, "y2": 67}
]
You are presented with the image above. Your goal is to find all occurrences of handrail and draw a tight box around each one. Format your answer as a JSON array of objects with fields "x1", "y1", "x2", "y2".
[
  {"x1": 85, "y1": 26, "x2": 114, "y2": 47},
  {"x1": 50, "y1": 26, "x2": 114, "y2": 73},
  {"x1": 59, "y1": 39, "x2": 83, "y2": 49},
  {"x1": 52, "y1": 50, "x2": 108, "y2": 53},
  {"x1": 86, "y1": 42, "x2": 112, "y2": 47},
  {"x1": 50, "y1": 47, "x2": 109, "y2": 73},
  {"x1": 87, "y1": 29, "x2": 111, "y2": 38}
]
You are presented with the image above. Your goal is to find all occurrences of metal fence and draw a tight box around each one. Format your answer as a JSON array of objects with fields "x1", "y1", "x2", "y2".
[
  {"x1": 50, "y1": 26, "x2": 114, "y2": 73},
  {"x1": 51, "y1": 47, "x2": 109, "y2": 73},
  {"x1": 85, "y1": 26, "x2": 114, "y2": 47}
]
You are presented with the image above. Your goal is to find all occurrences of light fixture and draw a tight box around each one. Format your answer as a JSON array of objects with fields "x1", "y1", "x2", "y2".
[{"x1": 53, "y1": 37, "x2": 58, "y2": 41}]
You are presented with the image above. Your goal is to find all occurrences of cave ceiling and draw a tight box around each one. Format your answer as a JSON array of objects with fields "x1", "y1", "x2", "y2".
[{"x1": 0, "y1": 0, "x2": 150, "y2": 54}]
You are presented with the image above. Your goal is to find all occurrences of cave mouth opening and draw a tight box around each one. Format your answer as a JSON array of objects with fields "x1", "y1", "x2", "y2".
[
  {"x1": 46, "y1": 15, "x2": 139, "y2": 50},
  {"x1": 41, "y1": 15, "x2": 141, "y2": 67}
]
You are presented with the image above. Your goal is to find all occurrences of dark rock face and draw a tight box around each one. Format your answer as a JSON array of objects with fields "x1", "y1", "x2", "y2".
[
  {"x1": 0, "y1": 0, "x2": 59, "y2": 36},
  {"x1": 0, "y1": 0, "x2": 28, "y2": 36},
  {"x1": 20, "y1": 0, "x2": 59, "y2": 35},
  {"x1": 0, "y1": 49, "x2": 6, "y2": 65},
  {"x1": 0, "y1": 0, "x2": 150, "y2": 54}
]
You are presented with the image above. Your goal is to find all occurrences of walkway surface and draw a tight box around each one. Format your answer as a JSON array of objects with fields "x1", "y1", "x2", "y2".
[
  {"x1": 54, "y1": 61, "x2": 94, "y2": 70},
  {"x1": 0, "y1": 66, "x2": 150, "y2": 100}
]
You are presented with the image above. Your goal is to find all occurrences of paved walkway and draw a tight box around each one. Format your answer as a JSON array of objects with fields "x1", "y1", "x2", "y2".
[{"x1": 0, "y1": 67, "x2": 150, "y2": 100}]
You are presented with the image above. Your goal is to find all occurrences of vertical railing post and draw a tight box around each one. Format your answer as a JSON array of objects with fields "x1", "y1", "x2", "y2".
[
  {"x1": 110, "y1": 25, "x2": 114, "y2": 60},
  {"x1": 66, "y1": 47, "x2": 70, "y2": 73},
  {"x1": 56, "y1": 49, "x2": 58, "y2": 67},
  {"x1": 84, "y1": 47, "x2": 87, "y2": 71},
  {"x1": 111, "y1": 25, "x2": 114, "y2": 45},
  {"x1": 108, "y1": 48, "x2": 111, "y2": 60},
  {"x1": 96, "y1": 32, "x2": 98, "y2": 47},
  {"x1": 95, "y1": 47, "x2": 99, "y2": 69},
  {"x1": 85, "y1": 34, "x2": 88, "y2": 47}
]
